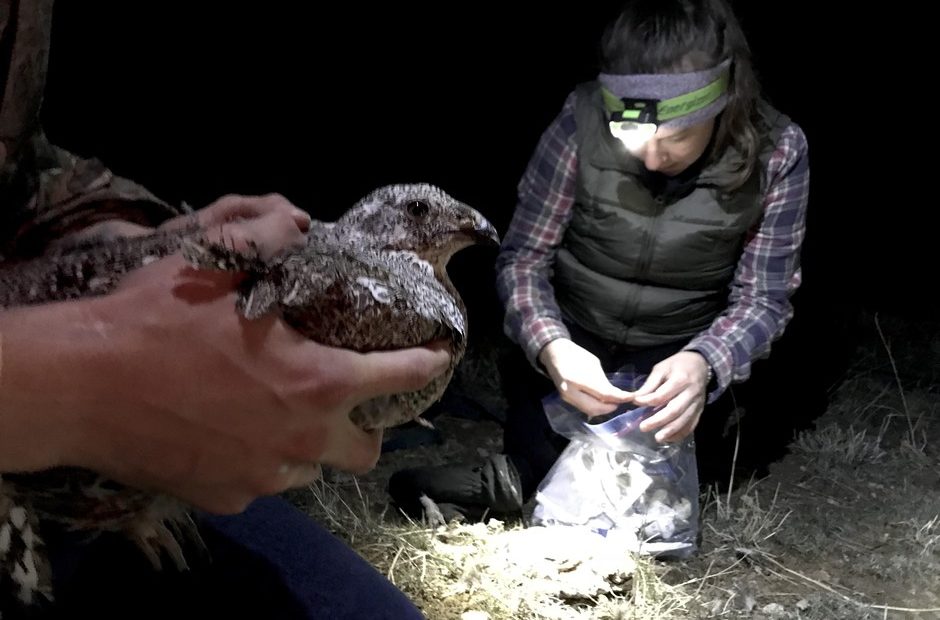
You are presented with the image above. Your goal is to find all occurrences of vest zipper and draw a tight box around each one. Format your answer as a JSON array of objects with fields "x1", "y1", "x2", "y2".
[{"x1": 621, "y1": 208, "x2": 662, "y2": 332}]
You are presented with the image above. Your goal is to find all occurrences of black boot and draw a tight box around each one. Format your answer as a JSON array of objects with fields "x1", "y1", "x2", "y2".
[{"x1": 387, "y1": 454, "x2": 524, "y2": 523}]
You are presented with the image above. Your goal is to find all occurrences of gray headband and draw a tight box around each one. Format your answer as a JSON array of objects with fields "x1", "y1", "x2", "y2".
[{"x1": 598, "y1": 58, "x2": 732, "y2": 129}]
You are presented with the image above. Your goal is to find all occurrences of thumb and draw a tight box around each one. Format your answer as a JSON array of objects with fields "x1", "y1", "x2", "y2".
[
  {"x1": 590, "y1": 379, "x2": 634, "y2": 403},
  {"x1": 632, "y1": 367, "x2": 666, "y2": 399},
  {"x1": 569, "y1": 366, "x2": 633, "y2": 403}
]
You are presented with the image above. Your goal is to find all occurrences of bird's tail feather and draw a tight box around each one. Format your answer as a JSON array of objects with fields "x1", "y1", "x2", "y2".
[
  {"x1": 127, "y1": 499, "x2": 209, "y2": 574},
  {"x1": 179, "y1": 236, "x2": 268, "y2": 274},
  {"x1": 180, "y1": 237, "x2": 283, "y2": 319},
  {"x1": 0, "y1": 486, "x2": 53, "y2": 610},
  {"x1": 237, "y1": 278, "x2": 280, "y2": 319}
]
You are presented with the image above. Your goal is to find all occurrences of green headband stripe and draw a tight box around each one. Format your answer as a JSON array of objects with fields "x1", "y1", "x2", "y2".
[
  {"x1": 601, "y1": 87, "x2": 629, "y2": 114},
  {"x1": 601, "y1": 71, "x2": 729, "y2": 121},
  {"x1": 658, "y1": 71, "x2": 728, "y2": 120}
]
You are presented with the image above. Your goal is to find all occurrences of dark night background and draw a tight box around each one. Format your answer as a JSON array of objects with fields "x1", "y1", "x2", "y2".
[{"x1": 40, "y1": 4, "x2": 931, "y2": 408}]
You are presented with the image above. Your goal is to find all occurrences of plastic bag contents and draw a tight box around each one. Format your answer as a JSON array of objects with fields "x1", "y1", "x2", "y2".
[{"x1": 532, "y1": 371, "x2": 700, "y2": 558}]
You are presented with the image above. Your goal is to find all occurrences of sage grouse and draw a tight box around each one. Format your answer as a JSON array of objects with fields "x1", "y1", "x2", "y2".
[{"x1": 0, "y1": 183, "x2": 498, "y2": 612}]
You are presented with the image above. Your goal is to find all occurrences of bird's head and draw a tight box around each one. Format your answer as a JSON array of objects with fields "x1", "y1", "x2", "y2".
[{"x1": 336, "y1": 184, "x2": 499, "y2": 270}]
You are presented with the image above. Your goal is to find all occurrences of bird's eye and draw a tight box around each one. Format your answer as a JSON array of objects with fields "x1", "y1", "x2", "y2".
[{"x1": 406, "y1": 200, "x2": 430, "y2": 218}]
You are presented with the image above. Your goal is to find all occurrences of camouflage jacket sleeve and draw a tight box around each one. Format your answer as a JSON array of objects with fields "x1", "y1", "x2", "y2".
[{"x1": 0, "y1": 0, "x2": 189, "y2": 261}]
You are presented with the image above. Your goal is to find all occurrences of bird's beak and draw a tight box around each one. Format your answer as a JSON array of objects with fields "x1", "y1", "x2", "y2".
[{"x1": 459, "y1": 205, "x2": 500, "y2": 247}]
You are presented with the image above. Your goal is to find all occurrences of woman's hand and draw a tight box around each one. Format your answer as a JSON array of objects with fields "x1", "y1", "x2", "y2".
[
  {"x1": 537, "y1": 338, "x2": 633, "y2": 416},
  {"x1": 635, "y1": 351, "x2": 711, "y2": 443}
]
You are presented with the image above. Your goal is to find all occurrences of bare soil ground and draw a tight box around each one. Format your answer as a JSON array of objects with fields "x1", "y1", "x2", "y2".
[{"x1": 287, "y1": 312, "x2": 940, "y2": 619}]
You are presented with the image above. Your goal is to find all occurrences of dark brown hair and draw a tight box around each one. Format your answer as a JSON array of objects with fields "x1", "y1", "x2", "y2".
[{"x1": 599, "y1": 0, "x2": 760, "y2": 190}]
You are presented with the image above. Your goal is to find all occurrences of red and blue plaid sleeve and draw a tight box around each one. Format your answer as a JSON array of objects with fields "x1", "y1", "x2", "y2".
[
  {"x1": 495, "y1": 92, "x2": 580, "y2": 367},
  {"x1": 684, "y1": 123, "x2": 811, "y2": 400}
]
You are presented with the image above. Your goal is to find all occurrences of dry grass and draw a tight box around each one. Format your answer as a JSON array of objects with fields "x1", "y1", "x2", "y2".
[
  {"x1": 792, "y1": 423, "x2": 887, "y2": 468},
  {"x1": 703, "y1": 481, "x2": 791, "y2": 553},
  {"x1": 917, "y1": 517, "x2": 940, "y2": 559},
  {"x1": 299, "y1": 472, "x2": 692, "y2": 619},
  {"x1": 288, "y1": 312, "x2": 940, "y2": 619}
]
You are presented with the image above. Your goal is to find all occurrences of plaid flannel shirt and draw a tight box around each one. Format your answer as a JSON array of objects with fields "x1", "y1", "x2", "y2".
[{"x1": 495, "y1": 91, "x2": 810, "y2": 400}]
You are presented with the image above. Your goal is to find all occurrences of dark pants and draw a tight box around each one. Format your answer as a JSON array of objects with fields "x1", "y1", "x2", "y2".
[
  {"x1": 500, "y1": 322, "x2": 794, "y2": 500},
  {"x1": 42, "y1": 496, "x2": 425, "y2": 620}
]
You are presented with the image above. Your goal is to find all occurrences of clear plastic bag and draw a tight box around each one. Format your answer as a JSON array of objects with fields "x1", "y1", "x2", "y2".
[{"x1": 532, "y1": 371, "x2": 700, "y2": 558}]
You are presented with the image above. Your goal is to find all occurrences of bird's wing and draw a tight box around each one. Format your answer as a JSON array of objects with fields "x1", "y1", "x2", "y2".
[
  {"x1": 356, "y1": 249, "x2": 465, "y2": 334},
  {"x1": 276, "y1": 247, "x2": 465, "y2": 351}
]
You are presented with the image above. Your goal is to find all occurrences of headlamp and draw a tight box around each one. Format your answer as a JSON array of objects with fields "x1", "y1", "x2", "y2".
[
  {"x1": 600, "y1": 70, "x2": 729, "y2": 150},
  {"x1": 604, "y1": 97, "x2": 659, "y2": 151}
]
